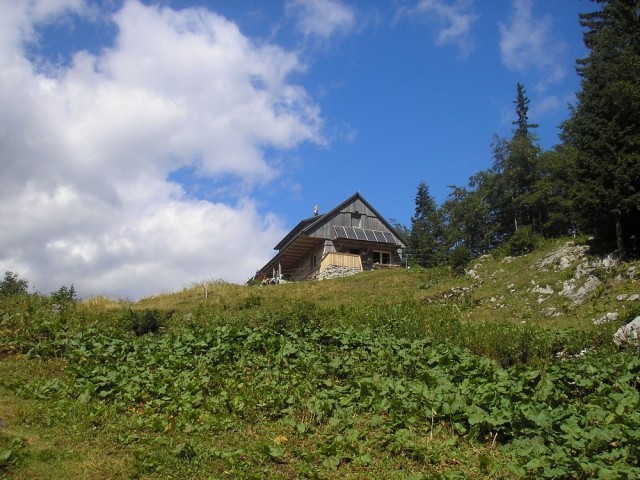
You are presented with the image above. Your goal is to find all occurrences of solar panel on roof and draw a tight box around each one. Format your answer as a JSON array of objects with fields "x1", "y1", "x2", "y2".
[
  {"x1": 373, "y1": 231, "x2": 386, "y2": 242},
  {"x1": 334, "y1": 226, "x2": 347, "y2": 238},
  {"x1": 345, "y1": 227, "x2": 358, "y2": 239},
  {"x1": 334, "y1": 226, "x2": 396, "y2": 244},
  {"x1": 354, "y1": 228, "x2": 367, "y2": 240}
]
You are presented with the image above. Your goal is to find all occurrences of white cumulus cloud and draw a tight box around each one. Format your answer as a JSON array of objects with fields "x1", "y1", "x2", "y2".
[
  {"x1": 286, "y1": 0, "x2": 356, "y2": 41},
  {"x1": 397, "y1": 0, "x2": 478, "y2": 57},
  {"x1": 0, "y1": 0, "x2": 324, "y2": 298},
  {"x1": 499, "y1": 0, "x2": 566, "y2": 90}
]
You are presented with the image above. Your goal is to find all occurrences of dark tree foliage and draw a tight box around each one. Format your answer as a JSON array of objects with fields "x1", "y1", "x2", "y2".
[
  {"x1": 441, "y1": 171, "x2": 501, "y2": 256},
  {"x1": 440, "y1": 81, "x2": 577, "y2": 258},
  {"x1": 562, "y1": 0, "x2": 640, "y2": 256},
  {"x1": 513, "y1": 82, "x2": 539, "y2": 139},
  {"x1": 492, "y1": 84, "x2": 542, "y2": 236},
  {"x1": 51, "y1": 284, "x2": 77, "y2": 304},
  {"x1": 531, "y1": 145, "x2": 577, "y2": 237},
  {"x1": 409, "y1": 181, "x2": 445, "y2": 267},
  {"x1": 0, "y1": 271, "x2": 28, "y2": 296}
]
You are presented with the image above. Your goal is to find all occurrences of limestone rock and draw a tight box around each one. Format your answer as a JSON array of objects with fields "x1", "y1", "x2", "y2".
[
  {"x1": 593, "y1": 312, "x2": 618, "y2": 326},
  {"x1": 466, "y1": 269, "x2": 482, "y2": 282},
  {"x1": 542, "y1": 307, "x2": 562, "y2": 317},
  {"x1": 613, "y1": 316, "x2": 640, "y2": 347},
  {"x1": 532, "y1": 285, "x2": 554, "y2": 295},
  {"x1": 533, "y1": 242, "x2": 588, "y2": 271},
  {"x1": 559, "y1": 280, "x2": 576, "y2": 298},
  {"x1": 570, "y1": 275, "x2": 601, "y2": 307}
]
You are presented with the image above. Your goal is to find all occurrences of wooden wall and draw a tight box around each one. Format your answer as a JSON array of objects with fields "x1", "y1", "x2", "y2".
[{"x1": 308, "y1": 198, "x2": 393, "y2": 241}]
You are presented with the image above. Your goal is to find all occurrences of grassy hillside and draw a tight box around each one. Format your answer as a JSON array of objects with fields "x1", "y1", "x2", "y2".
[{"x1": 1, "y1": 237, "x2": 639, "y2": 479}]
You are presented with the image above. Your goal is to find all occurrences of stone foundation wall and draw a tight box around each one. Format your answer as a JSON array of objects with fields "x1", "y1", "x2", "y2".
[{"x1": 316, "y1": 264, "x2": 361, "y2": 281}]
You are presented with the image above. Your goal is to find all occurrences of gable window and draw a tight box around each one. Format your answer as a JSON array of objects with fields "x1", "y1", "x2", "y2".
[
  {"x1": 372, "y1": 251, "x2": 390, "y2": 265},
  {"x1": 351, "y1": 213, "x2": 362, "y2": 228}
]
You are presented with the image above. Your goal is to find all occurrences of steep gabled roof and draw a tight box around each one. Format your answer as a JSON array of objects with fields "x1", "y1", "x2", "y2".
[
  {"x1": 301, "y1": 192, "x2": 407, "y2": 246},
  {"x1": 274, "y1": 215, "x2": 325, "y2": 251},
  {"x1": 272, "y1": 192, "x2": 406, "y2": 254}
]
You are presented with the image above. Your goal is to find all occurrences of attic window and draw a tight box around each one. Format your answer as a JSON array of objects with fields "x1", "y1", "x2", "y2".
[{"x1": 351, "y1": 213, "x2": 362, "y2": 228}]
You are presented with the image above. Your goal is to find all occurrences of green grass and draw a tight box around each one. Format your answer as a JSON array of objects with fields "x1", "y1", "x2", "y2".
[{"x1": 1, "y1": 237, "x2": 639, "y2": 478}]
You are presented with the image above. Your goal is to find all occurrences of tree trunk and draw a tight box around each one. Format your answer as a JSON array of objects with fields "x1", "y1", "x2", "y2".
[{"x1": 615, "y1": 213, "x2": 626, "y2": 259}]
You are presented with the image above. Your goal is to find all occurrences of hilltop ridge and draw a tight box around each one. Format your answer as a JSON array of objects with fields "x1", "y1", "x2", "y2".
[{"x1": 129, "y1": 237, "x2": 639, "y2": 337}]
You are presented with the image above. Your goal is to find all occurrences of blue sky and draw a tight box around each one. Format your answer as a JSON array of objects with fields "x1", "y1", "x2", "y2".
[{"x1": 0, "y1": 0, "x2": 593, "y2": 298}]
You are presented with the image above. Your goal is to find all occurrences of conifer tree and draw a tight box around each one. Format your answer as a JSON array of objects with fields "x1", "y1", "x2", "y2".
[
  {"x1": 513, "y1": 82, "x2": 539, "y2": 139},
  {"x1": 409, "y1": 181, "x2": 444, "y2": 267},
  {"x1": 491, "y1": 83, "x2": 541, "y2": 236},
  {"x1": 562, "y1": 0, "x2": 640, "y2": 255}
]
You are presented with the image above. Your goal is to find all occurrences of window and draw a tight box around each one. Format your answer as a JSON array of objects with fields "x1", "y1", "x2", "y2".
[
  {"x1": 372, "y1": 251, "x2": 390, "y2": 265},
  {"x1": 351, "y1": 213, "x2": 362, "y2": 228},
  {"x1": 311, "y1": 255, "x2": 318, "y2": 268}
]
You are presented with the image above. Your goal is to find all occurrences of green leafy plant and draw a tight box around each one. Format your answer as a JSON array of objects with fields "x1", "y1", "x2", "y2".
[{"x1": 122, "y1": 308, "x2": 164, "y2": 336}]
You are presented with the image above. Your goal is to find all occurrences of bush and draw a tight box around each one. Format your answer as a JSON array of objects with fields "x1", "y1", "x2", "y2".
[
  {"x1": 505, "y1": 226, "x2": 541, "y2": 256},
  {"x1": 123, "y1": 309, "x2": 164, "y2": 336},
  {"x1": 449, "y1": 245, "x2": 472, "y2": 275}
]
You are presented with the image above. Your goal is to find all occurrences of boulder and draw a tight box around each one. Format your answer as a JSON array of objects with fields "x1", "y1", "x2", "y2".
[
  {"x1": 570, "y1": 275, "x2": 601, "y2": 306},
  {"x1": 614, "y1": 316, "x2": 640, "y2": 348},
  {"x1": 465, "y1": 269, "x2": 482, "y2": 282},
  {"x1": 593, "y1": 312, "x2": 618, "y2": 326},
  {"x1": 533, "y1": 242, "x2": 589, "y2": 271}
]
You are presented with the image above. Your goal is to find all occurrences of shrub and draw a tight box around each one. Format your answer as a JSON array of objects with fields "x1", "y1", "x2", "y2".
[
  {"x1": 449, "y1": 245, "x2": 472, "y2": 275},
  {"x1": 505, "y1": 226, "x2": 541, "y2": 256},
  {"x1": 123, "y1": 309, "x2": 164, "y2": 336}
]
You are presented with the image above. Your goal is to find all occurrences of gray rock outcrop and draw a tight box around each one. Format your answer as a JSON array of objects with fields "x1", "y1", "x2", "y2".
[{"x1": 613, "y1": 316, "x2": 640, "y2": 348}]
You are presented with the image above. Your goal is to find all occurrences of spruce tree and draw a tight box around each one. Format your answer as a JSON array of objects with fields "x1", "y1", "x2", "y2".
[
  {"x1": 409, "y1": 181, "x2": 444, "y2": 267},
  {"x1": 562, "y1": 0, "x2": 640, "y2": 255},
  {"x1": 513, "y1": 82, "x2": 539, "y2": 139},
  {"x1": 491, "y1": 83, "x2": 541, "y2": 236}
]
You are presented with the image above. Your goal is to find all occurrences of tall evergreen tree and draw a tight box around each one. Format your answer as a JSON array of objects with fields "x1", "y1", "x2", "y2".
[
  {"x1": 530, "y1": 146, "x2": 577, "y2": 237},
  {"x1": 409, "y1": 181, "x2": 444, "y2": 267},
  {"x1": 562, "y1": 0, "x2": 640, "y2": 255},
  {"x1": 513, "y1": 82, "x2": 539, "y2": 139},
  {"x1": 510, "y1": 83, "x2": 540, "y2": 231},
  {"x1": 490, "y1": 83, "x2": 543, "y2": 236}
]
